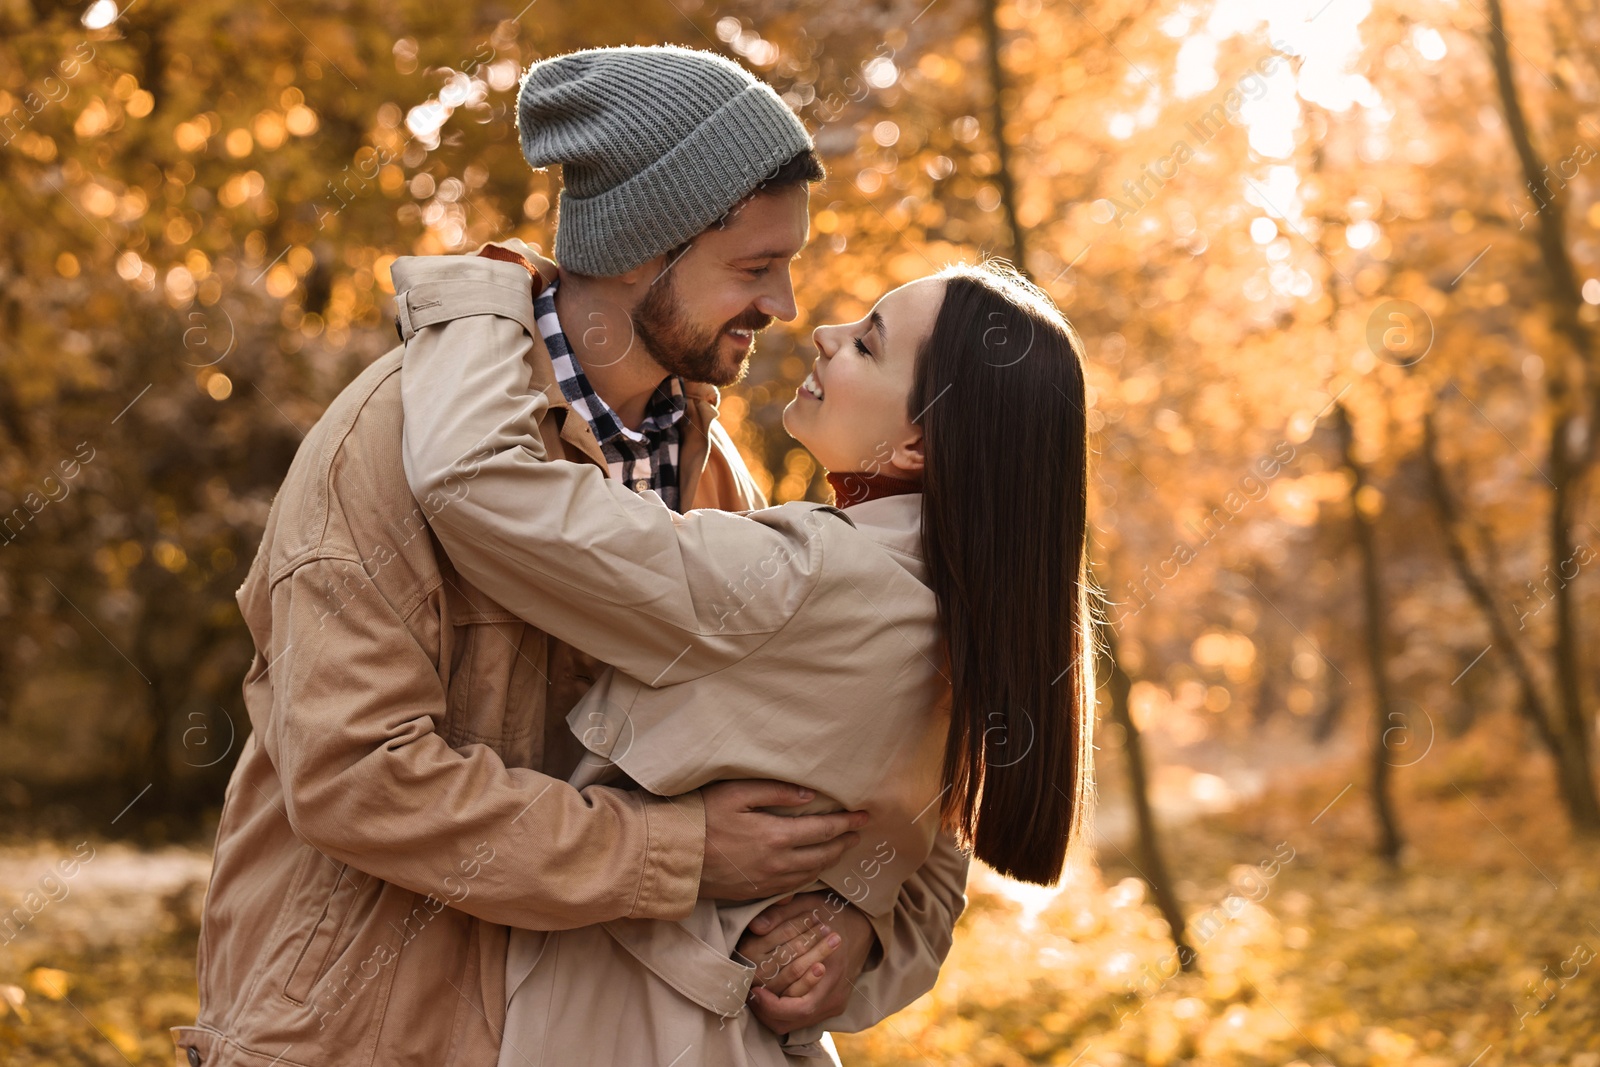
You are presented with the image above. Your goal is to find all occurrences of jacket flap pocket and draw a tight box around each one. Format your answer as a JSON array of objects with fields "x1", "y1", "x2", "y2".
[
  {"x1": 600, "y1": 918, "x2": 752, "y2": 1018},
  {"x1": 282, "y1": 863, "x2": 369, "y2": 1005}
]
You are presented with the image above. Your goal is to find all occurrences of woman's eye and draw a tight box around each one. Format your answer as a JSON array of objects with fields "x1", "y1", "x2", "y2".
[{"x1": 853, "y1": 336, "x2": 872, "y2": 357}]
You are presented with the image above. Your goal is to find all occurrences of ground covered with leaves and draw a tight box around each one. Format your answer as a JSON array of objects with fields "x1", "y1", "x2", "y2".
[
  {"x1": 3, "y1": 715, "x2": 1596, "y2": 1066},
  {"x1": 839, "y1": 717, "x2": 1600, "y2": 1066}
]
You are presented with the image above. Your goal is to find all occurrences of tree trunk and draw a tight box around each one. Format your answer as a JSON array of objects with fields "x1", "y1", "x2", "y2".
[
  {"x1": 1486, "y1": 0, "x2": 1596, "y2": 399},
  {"x1": 1297, "y1": 98, "x2": 1402, "y2": 861},
  {"x1": 1421, "y1": 403, "x2": 1600, "y2": 829},
  {"x1": 1485, "y1": 0, "x2": 1600, "y2": 835},
  {"x1": 978, "y1": 0, "x2": 1029, "y2": 276},
  {"x1": 1098, "y1": 619, "x2": 1197, "y2": 970},
  {"x1": 1334, "y1": 404, "x2": 1404, "y2": 864},
  {"x1": 1543, "y1": 406, "x2": 1600, "y2": 833},
  {"x1": 1310, "y1": 675, "x2": 1346, "y2": 745}
]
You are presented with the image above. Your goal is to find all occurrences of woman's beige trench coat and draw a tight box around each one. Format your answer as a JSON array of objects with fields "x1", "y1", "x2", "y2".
[{"x1": 397, "y1": 258, "x2": 968, "y2": 1066}]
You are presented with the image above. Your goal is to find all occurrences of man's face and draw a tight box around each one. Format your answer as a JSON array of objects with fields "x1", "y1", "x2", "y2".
[{"x1": 631, "y1": 184, "x2": 809, "y2": 386}]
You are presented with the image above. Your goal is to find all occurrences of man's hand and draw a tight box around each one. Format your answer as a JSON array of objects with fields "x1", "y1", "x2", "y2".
[
  {"x1": 698, "y1": 780, "x2": 869, "y2": 901},
  {"x1": 740, "y1": 892, "x2": 878, "y2": 1035}
]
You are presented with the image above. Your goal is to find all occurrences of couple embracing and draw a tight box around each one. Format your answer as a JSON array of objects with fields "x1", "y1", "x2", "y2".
[{"x1": 177, "y1": 43, "x2": 1095, "y2": 1067}]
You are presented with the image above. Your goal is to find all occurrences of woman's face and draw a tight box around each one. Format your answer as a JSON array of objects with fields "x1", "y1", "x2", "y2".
[{"x1": 782, "y1": 277, "x2": 946, "y2": 478}]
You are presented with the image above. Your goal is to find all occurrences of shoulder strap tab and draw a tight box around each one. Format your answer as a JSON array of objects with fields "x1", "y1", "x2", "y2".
[{"x1": 394, "y1": 276, "x2": 540, "y2": 343}]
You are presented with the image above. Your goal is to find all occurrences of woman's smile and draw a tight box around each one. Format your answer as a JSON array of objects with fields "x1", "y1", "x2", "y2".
[{"x1": 799, "y1": 363, "x2": 825, "y2": 401}]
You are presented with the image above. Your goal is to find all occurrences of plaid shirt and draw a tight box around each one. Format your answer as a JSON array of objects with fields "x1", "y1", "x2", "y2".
[{"x1": 535, "y1": 278, "x2": 688, "y2": 512}]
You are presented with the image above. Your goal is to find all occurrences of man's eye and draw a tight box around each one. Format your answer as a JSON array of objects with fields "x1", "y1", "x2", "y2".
[{"x1": 743, "y1": 265, "x2": 770, "y2": 277}]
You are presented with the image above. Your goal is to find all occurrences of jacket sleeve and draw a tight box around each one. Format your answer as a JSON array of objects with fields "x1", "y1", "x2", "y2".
[
  {"x1": 399, "y1": 301, "x2": 830, "y2": 686},
  {"x1": 261, "y1": 555, "x2": 706, "y2": 930},
  {"x1": 787, "y1": 832, "x2": 970, "y2": 1042}
]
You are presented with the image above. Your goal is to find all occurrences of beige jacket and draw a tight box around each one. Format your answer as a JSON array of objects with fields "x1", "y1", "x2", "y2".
[
  {"x1": 174, "y1": 247, "x2": 765, "y2": 1067},
  {"x1": 396, "y1": 250, "x2": 971, "y2": 1066}
]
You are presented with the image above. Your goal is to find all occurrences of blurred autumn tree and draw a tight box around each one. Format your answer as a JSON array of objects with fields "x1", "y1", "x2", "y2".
[
  {"x1": 0, "y1": 0, "x2": 696, "y2": 817},
  {"x1": 2, "y1": 0, "x2": 1600, "y2": 862}
]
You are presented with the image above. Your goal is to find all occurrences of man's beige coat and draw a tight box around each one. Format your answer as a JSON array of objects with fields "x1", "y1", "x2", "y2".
[{"x1": 396, "y1": 249, "x2": 970, "y2": 1066}]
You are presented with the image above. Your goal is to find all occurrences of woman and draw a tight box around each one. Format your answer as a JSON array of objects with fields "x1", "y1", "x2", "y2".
[{"x1": 397, "y1": 257, "x2": 1096, "y2": 1065}]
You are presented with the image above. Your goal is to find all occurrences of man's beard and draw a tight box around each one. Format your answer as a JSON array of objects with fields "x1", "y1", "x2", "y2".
[{"x1": 631, "y1": 273, "x2": 772, "y2": 387}]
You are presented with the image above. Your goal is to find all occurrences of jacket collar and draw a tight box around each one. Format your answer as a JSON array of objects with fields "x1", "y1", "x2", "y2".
[{"x1": 843, "y1": 493, "x2": 926, "y2": 584}]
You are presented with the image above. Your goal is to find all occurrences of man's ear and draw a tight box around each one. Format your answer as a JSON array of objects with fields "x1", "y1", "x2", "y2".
[
  {"x1": 889, "y1": 425, "x2": 925, "y2": 476},
  {"x1": 614, "y1": 253, "x2": 669, "y2": 289}
]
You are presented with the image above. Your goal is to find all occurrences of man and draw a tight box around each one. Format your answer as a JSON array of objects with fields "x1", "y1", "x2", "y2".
[{"x1": 177, "y1": 46, "x2": 965, "y2": 1067}]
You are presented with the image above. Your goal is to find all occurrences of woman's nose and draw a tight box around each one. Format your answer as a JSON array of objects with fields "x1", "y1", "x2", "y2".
[{"x1": 812, "y1": 323, "x2": 842, "y2": 357}]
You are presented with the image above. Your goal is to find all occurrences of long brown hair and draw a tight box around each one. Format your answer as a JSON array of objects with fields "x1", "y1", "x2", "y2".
[{"x1": 911, "y1": 261, "x2": 1096, "y2": 885}]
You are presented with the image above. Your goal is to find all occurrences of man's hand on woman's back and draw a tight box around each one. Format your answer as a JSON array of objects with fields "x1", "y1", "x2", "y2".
[{"x1": 698, "y1": 780, "x2": 869, "y2": 900}]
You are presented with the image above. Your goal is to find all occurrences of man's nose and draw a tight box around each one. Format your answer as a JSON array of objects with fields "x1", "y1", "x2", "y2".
[{"x1": 756, "y1": 268, "x2": 799, "y2": 322}]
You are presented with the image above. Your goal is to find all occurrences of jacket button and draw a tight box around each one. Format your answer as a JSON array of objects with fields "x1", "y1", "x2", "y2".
[{"x1": 187, "y1": 1047, "x2": 202, "y2": 1067}]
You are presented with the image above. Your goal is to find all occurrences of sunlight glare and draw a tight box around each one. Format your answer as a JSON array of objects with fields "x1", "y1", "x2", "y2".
[
  {"x1": 82, "y1": 0, "x2": 117, "y2": 29},
  {"x1": 1175, "y1": 33, "x2": 1220, "y2": 99}
]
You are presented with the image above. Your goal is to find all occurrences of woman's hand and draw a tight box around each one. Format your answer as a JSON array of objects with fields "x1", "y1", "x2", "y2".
[
  {"x1": 736, "y1": 893, "x2": 842, "y2": 998},
  {"x1": 737, "y1": 891, "x2": 878, "y2": 1032}
]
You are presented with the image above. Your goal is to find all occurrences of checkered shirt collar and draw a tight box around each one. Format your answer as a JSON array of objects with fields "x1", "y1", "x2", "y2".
[{"x1": 533, "y1": 278, "x2": 687, "y2": 448}]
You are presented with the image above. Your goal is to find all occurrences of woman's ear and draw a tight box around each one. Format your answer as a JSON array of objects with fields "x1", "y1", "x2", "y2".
[{"x1": 889, "y1": 425, "x2": 926, "y2": 475}]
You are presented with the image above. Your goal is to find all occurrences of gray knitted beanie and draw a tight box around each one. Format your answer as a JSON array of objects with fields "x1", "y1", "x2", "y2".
[{"x1": 516, "y1": 46, "x2": 814, "y2": 277}]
